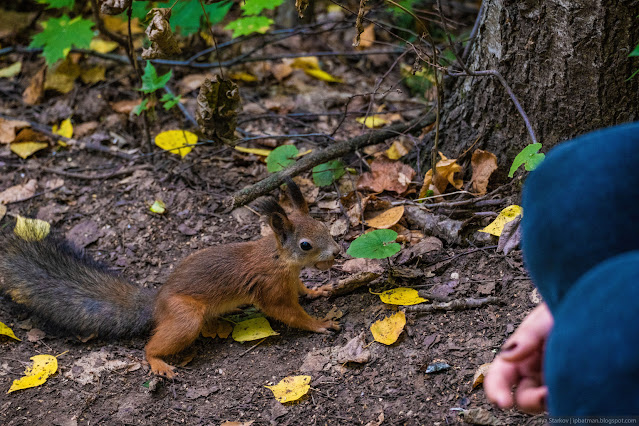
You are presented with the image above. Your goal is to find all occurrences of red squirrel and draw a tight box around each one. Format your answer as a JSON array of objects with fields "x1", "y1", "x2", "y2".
[{"x1": 0, "y1": 178, "x2": 340, "y2": 378}]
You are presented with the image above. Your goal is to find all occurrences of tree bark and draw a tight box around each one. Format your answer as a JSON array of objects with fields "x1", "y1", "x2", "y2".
[{"x1": 435, "y1": 0, "x2": 639, "y2": 165}]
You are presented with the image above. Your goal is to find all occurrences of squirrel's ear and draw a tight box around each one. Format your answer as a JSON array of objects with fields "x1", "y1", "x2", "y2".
[
  {"x1": 270, "y1": 211, "x2": 295, "y2": 244},
  {"x1": 283, "y1": 176, "x2": 309, "y2": 214}
]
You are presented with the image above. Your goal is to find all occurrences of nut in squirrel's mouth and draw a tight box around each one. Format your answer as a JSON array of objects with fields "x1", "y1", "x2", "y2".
[{"x1": 314, "y1": 259, "x2": 334, "y2": 270}]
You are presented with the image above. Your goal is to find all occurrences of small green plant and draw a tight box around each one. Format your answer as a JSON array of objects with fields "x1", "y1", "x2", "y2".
[
  {"x1": 134, "y1": 62, "x2": 178, "y2": 115},
  {"x1": 347, "y1": 229, "x2": 401, "y2": 259},
  {"x1": 629, "y1": 41, "x2": 639, "y2": 80},
  {"x1": 508, "y1": 143, "x2": 545, "y2": 177},
  {"x1": 225, "y1": 0, "x2": 283, "y2": 38}
]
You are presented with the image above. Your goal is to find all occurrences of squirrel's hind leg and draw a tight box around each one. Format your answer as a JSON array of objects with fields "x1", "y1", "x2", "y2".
[{"x1": 145, "y1": 295, "x2": 205, "y2": 379}]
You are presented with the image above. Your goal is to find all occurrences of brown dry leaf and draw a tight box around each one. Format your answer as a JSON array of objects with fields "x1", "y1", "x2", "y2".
[
  {"x1": 0, "y1": 118, "x2": 30, "y2": 144},
  {"x1": 221, "y1": 422, "x2": 254, "y2": 426},
  {"x1": 386, "y1": 138, "x2": 412, "y2": 160},
  {"x1": 418, "y1": 152, "x2": 463, "y2": 199},
  {"x1": 74, "y1": 121, "x2": 99, "y2": 138},
  {"x1": 14, "y1": 128, "x2": 48, "y2": 144},
  {"x1": 356, "y1": 24, "x2": 375, "y2": 50},
  {"x1": 111, "y1": 99, "x2": 142, "y2": 114},
  {"x1": 142, "y1": 8, "x2": 182, "y2": 60},
  {"x1": 295, "y1": 0, "x2": 309, "y2": 17},
  {"x1": 100, "y1": 0, "x2": 132, "y2": 14},
  {"x1": 196, "y1": 76, "x2": 242, "y2": 146},
  {"x1": 23, "y1": 67, "x2": 46, "y2": 105},
  {"x1": 0, "y1": 10, "x2": 35, "y2": 38},
  {"x1": 365, "y1": 206, "x2": 405, "y2": 229},
  {"x1": 330, "y1": 218, "x2": 348, "y2": 236},
  {"x1": 0, "y1": 204, "x2": 6, "y2": 221},
  {"x1": 470, "y1": 149, "x2": 498, "y2": 195},
  {"x1": 0, "y1": 180, "x2": 37, "y2": 204},
  {"x1": 357, "y1": 158, "x2": 416, "y2": 194},
  {"x1": 342, "y1": 258, "x2": 384, "y2": 274},
  {"x1": 335, "y1": 332, "x2": 370, "y2": 364},
  {"x1": 472, "y1": 362, "x2": 491, "y2": 389},
  {"x1": 26, "y1": 328, "x2": 46, "y2": 342},
  {"x1": 271, "y1": 63, "x2": 293, "y2": 81},
  {"x1": 178, "y1": 73, "x2": 213, "y2": 94},
  {"x1": 396, "y1": 236, "x2": 443, "y2": 264}
]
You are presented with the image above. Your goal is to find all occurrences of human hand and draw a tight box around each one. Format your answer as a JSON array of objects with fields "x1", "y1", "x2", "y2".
[{"x1": 484, "y1": 302, "x2": 554, "y2": 414}]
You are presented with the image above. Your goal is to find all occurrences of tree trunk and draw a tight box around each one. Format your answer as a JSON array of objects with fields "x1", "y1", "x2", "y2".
[{"x1": 434, "y1": 0, "x2": 639, "y2": 166}]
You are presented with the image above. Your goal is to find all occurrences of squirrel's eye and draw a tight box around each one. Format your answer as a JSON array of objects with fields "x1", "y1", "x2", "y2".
[{"x1": 300, "y1": 241, "x2": 313, "y2": 251}]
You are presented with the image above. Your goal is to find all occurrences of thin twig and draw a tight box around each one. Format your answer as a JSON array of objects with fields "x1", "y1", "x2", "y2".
[
  {"x1": 404, "y1": 296, "x2": 503, "y2": 314},
  {"x1": 37, "y1": 164, "x2": 150, "y2": 180}
]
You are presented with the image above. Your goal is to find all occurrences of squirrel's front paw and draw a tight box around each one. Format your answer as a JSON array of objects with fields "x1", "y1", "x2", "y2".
[
  {"x1": 317, "y1": 320, "x2": 341, "y2": 333},
  {"x1": 305, "y1": 286, "x2": 332, "y2": 299}
]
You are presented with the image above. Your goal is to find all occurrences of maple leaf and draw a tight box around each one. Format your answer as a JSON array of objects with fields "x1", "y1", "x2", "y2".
[
  {"x1": 36, "y1": 0, "x2": 75, "y2": 8},
  {"x1": 242, "y1": 0, "x2": 284, "y2": 16},
  {"x1": 138, "y1": 61, "x2": 172, "y2": 94},
  {"x1": 225, "y1": 16, "x2": 273, "y2": 38},
  {"x1": 30, "y1": 15, "x2": 94, "y2": 66},
  {"x1": 171, "y1": 0, "x2": 232, "y2": 36}
]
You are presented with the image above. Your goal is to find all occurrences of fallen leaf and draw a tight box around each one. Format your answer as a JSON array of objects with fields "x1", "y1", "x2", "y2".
[
  {"x1": 195, "y1": 76, "x2": 241, "y2": 146},
  {"x1": 65, "y1": 220, "x2": 100, "y2": 248},
  {"x1": 0, "y1": 322, "x2": 21, "y2": 341},
  {"x1": 80, "y1": 66, "x2": 106, "y2": 85},
  {"x1": 335, "y1": 332, "x2": 371, "y2": 364},
  {"x1": 347, "y1": 229, "x2": 401, "y2": 259},
  {"x1": 0, "y1": 62, "x2": 22, "y2": 78},
  {"x1": 303, "y1": 68, "x2": 343, "y2": 83},
  {"x1": 52, "y1": 118, "x2": 73, "y2": 139},
  {"x1": 155, "y1": 130, "x2": 197, "y2": 158},
  {"x1": 15, "y1": 216, "x2": 51, "y2": 241},
  {"x1": 150, "y1": 200, "x2": 166, "y2": 214},
  {"x1": 356, "y1": 115, "x2": 388, "y2": 129},
  {"x1": 341, "y1": 258, "x2": 384, "y2": 274},
  {"x1": 0, "y1": 118, "x2": 30, "y2": 143},
  {"x1": 385, "y1": 139, "x2": 411, "y2": 160},
  {"x1": 370, "y1": 311, "x2": 406, "y2": 345},
  {"x1": 357, "y1": 158, "x2": 416, "y2": 194},
  {"x1": 8, "y1": 354, "x2": 58, "y2": 393},
  {"x1": 470, "y1": 149, "x2": 498, "y2": 195},
  {"x1": 0, "y1": 204, "x2": 5, "y2": 221},
  {"x1": 456, "y1": 408, "x2": 501, "y2": 425},
  {"x1": 177, "y1": 73, "x2": 213, "y2": 94},
  {"x1": 45, "y1": 179, "x2": 64, "y2": 191},
  {"x1": 234, "y1": 146, "x2": 271, "y2": 157},
  {"x1": 479, "y1": 205, "x2": 523, "y2": 237},
  {"x1": 0, "y1": 180, "x2": 37, "y2": 204},
  {"x1": 102, "y1": 15, "x2": 143, "y2": 35},
  {"x1": 90, "y1": 38, "x2": 119, "y2": 53},
  {"x1": 44, "y1": 59, "x2": 81, "y2": 94},
  {"x1": 265, "y1": 375, "x2": 311, "y2": 403},
  {"x1": 365, "y1": 206, "x2": 405, "y2": 229},
  {"x1": 356, "y1": 23, "x2": 375, "y2": 50},
  {"x1": 378, "y1": 288, "x2": 427, "y2": 306},
  {"x1": 497, "y1": 214, "x2": 522, "y2": 254},
  {"x1": 64, "y1": 350, "x2": 130, "y2": 385},
  {"x1": 10, "y1": 142, "x2": 49, "y2": 159},
  {"x1": 23, "y1": 66, "x2": 46, "y2": 105},
  {"x1": 221, "y1": 421, "x2": 254, "y2": 426},
  {"x1": 271, "y1": 63, "x2": 293, "y2": 81},
  {"x1": 396, "y1": 236, "x2": 443, "y2": 264},
  {"x1": 232, "y1": 317, "x2": 279, "y2": 342},
  {"x1": 472, "y1": 363, "x2": 491, "y2": 389},
  {"x1": 111, "y1": 99, "x2": 142, "y2": 114},
  {"x1": 26, "y1": 328, "x2": 46, "y2": 342},
  {"x1": 330, "y1": 218, "x2": 348, "y2": 236},
  {"x1": 229, "y1": 71, "x2": 258, "y2": 82},
  {"x1": 418, "y1": 152, "x2": 463, "y2": 198},
  {"x1": 73, "y1": 121, "x2": 99, "y2": 137}
]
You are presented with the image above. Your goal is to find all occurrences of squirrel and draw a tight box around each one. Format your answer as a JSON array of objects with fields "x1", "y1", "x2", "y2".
[{"x1": 0, "y1": 178, "x2": 341, "y2": 378}]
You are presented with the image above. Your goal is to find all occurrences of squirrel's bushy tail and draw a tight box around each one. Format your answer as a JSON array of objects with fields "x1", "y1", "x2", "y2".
[{"x1": 0, "y1": 232, "x2": 155, "y2": 338}]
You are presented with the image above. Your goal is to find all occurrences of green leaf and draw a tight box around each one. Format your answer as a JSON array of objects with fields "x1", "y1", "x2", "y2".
[
  {"x1": 139, "y1": 61, "x2": 172, "y2": 94},
  {"x1": 347, "y1": 229, "x2": 401, "y2": 259},
  {"x1": 36, "y1": 0, "x2": 75, "y2": 8},
  {"x1": 171, "y1": 0, "x2": 232, "y2": 36},
  {"x1": 508, "y1": 143, "x2": 545, "y2": 177},
  {"x1": 266, "y1": 145, "x2": 298, "y2": 172},
  {"x1": 160, "y1": 92, "x2": 182, "y2": 110},
  {"x1": 29, "y1": 15, "x2": 94, "y2": 66},
  {"x1": 629, "y1": 43, "x2": 639, "y2": 57},
  {"x1": 133, "y1": 98, "x2": 149, "y2": 116},
  {"x1": 241, "y1": 0, "x2": 284, "y2": 16},
  {"x1": 224, "y1": 16, "x2": 273, "y2": 38},
  {"x1": 312, "y1": 160, "x2": 345, "y2": 187}
]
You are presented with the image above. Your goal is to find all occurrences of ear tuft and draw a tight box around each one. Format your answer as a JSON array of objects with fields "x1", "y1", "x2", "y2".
[
  {"x1": 251, "y1": 197, "x2": 286, "y2": 218},
  {"x1": 270, "y1": 211, "x2": 294, "y2": 244},
  {"x1": 283, "y1": 176, "x2": 309, "y2": 214}
]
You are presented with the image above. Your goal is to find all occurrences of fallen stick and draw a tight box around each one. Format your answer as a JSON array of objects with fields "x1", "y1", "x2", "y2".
[
  {"x1": 226, "y1": 112, "x2": 436, "y2": 209},
  {"x1": 404, "y1": 296, "x2": 502, "y2": 314},
  {"x1": 319, "y1": 272, "x2": 381, "y2": 296}
]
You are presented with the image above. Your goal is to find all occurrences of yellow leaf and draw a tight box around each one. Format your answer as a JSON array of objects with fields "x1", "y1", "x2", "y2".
[
  {"x1": 370, "y1": 311, "x2": 406, "y2": 345},
  {"x1": 80, "y1": 66, "x2": 106, "y2": 85},
  {"x1": 150, "y1": 200, "x2": 166, "y2": 214},
  {"x1": 234, "y1": 146, "x2": 272, "y2": 157},
  {"x1": 44, "y1": 59, "x2": 81, "y2": 94},
  {"x1": 303, "y1": 68, "x2": 343, "y2": 83},
  {"x1": 154, "y1": 130, "x2": 197, "y2": 158},
  {"x1": 0, "y1": 61, "x2": 22, "y2": 78},
  {"x1": 90, "y1": 39, "x2": 119, "y2": 54},
  {"x1": 8, "y1": 354, "x2": 58, "y2": 393},
  {"x1": 356, "y1": 116, "x2": 388, "y2": 129},
  {"x1": 228, "y1": 71, "x2": 258, "y2": 82},
  {"x1": 291, "y1": 56, "x2": 320, "y2": 70},
  {"x1": 10, "y1": 142, "x2": 48, "y2": 159},
  {"x1": 386, "y1": 139, "x2": 410, "y2": 160},
  {"x1": 418, "y1": 152, "x2": 463, "y2": 198},
  {"x1": 366, "y1": 206, "x2": 405, "y2": 229},
  {"x1": 296, "y1": 149, "x2": 312, "y2": 157},
  {"x1": 472, "y1": 363, "x2": 491, "y2": 389},
  {"x1": 264, "y1": 375, "x2": 311, "y2": 403},
  {"x1": 232, "y1": 317, "x2": 279, "y2": 342},
  {"x1": 379, "y1": 288, "x2": 426, "y2": 306},
  {"x1": 479, "y1": 205, "x2": 523, "y2": 237},
  {"x1": 14, "y1": 216, "x2": 51, "y2": 241},
  {"x1": 52, "y1": 118, "x2": 73, "y2": 139},
  {"x1": 0, "y1": 321, "x2": 21, "y2": 341}
]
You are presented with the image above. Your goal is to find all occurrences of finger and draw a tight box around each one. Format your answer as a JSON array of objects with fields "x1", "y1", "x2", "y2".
[
  {"x1": 514, "y1": 377, "x2": 548, "y2": 414},
  {"x1": 500, "y1": 303, "x2": 553, "y2": 362},
  {"x1": 483, "y1": 356, "x2": 519, "y2": 409}
]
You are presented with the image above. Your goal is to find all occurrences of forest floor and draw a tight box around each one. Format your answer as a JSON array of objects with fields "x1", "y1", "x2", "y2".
[{"x1": 1, "y1": 4, "x2": 547, "y2": 425}]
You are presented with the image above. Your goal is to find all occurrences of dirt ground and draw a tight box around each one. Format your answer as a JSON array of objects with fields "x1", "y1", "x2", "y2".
[
  {"x1": 0, "y1": 8, "x2": 549, "y2": 423},
  {"x1": 0, "y1": 146, "x2": 545, "y2": 425}
]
